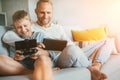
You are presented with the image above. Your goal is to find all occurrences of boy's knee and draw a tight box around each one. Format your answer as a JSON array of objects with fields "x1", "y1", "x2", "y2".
[
  {"x1": 0, "y1": 54, "x2": 8, "y2": 60},
  {"x1": 38, "y1": 55, "x2": 51, "y2": 63}
]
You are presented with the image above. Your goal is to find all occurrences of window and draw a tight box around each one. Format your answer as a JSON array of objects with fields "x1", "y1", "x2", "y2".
[{"x1": 0, "y1": 12, "x2": 7, "y2": 26}]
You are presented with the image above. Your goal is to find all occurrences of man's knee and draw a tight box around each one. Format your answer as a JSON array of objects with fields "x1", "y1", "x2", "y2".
[
  {"x1": 62, "y1": 45, "x2": 83, "y2": 57},
  {"x1": 56, "y1": 45, "x2": 85, "y2": 68}
]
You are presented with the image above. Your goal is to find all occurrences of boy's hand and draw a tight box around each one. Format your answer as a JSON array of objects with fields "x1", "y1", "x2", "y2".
[{"x1": 14, "y1": 50, "x2": 25, "y2": 61}]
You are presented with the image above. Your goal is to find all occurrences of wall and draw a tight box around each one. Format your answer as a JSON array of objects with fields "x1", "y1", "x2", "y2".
[
  {"x1": 53, "y1": 0, "x2": 120, "y2": 33},
  {"x1": 28, "y1": 0, "x2": 38, "y2": 22},
  {"x1": 2, "y1": 0, "x2": 29, "y2": 26},
  {"x1": 1, "y1": 0, "x2": 38, "y2": 26},
  {"x1": 0, "y1": 0, "x2": 2, "y2": 12},
  {"x1": 1, "y1": 0, "x2": 120, "y2": 33}
]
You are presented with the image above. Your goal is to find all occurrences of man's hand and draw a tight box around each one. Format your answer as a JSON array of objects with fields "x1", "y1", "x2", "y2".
[
  {"x1": 30, "y1": 42, "x2": 49, "y2": 59},
  {"x1": 30, "y1": 48, "x2": 49, "y2": 59},
  {"x1": 14, "y1": 50, "x2": 25, "y2": 61},
  {"x1": 37, "y1": 42, "x2": 45, "y2": 49}
]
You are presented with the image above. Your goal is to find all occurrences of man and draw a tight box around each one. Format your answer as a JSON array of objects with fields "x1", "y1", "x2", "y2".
[
  {"x1": 3, "y1": 0, "x2": 114, "y2": 80},
  {"x1": 33, "y1": 1, "x2": 112, "y2": 80},
  {"x1": 0, "y1": 10, "x2": 53, "y2": 80}
]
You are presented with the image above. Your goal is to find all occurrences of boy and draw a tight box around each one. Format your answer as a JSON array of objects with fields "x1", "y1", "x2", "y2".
[{"x1": 0, "y1": 10, "x2": 53, "y2": 80}]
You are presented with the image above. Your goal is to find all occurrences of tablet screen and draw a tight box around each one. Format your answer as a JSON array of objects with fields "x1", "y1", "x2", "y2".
[{"x1": 43, "y1": 38, "x2": 67, "y2": 51}]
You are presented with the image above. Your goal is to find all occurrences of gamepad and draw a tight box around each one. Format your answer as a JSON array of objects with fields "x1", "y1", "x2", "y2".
[{"x1": 15, "y1": 39, "x2": 38, "y2": 56}]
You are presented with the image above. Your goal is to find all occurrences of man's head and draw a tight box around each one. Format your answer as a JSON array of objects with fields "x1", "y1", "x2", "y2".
[
  {"x1": 35, "y1": 0, "x2": 53, "y2": 27},
  {"x1": 12, "y1": 10, "x2": 32, "y2": 38}
]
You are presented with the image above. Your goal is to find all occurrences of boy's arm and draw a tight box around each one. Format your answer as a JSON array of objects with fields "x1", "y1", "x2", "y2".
[{"x1": 2, "y1": 30, "x2": 24, "y2": 46}]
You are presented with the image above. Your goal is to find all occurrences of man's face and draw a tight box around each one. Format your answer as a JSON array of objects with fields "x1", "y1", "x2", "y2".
[
  {"x1": 14, "y1": 19, "x2": 32, "y2": 38},
  {"x1": 35, "y1": 2, "x2": 53, "y2": 27}
]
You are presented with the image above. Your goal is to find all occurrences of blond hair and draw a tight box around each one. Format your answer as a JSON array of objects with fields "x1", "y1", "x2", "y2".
[
  {"x1": 36, "y1": 0, "x2": 53, "y2": 9},
  {"x1": 12, "y1": 10, "x2": 30, "y2": 23}
]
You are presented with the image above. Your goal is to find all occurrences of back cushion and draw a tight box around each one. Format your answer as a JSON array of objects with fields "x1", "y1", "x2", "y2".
[
  {"x1": 62, "y1": 26, "x2": 83, "y2": 41},
  {"x1": 71, "y1": 25, "x2": 106, "y2": 41},
  {"x1": 0, "y1": 25, "x2": 10, "y2": 55}
]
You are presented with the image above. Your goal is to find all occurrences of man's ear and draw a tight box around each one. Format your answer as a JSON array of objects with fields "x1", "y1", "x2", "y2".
[
  {"x1": 35, "y1": 9, "x2": 37, "y2": 14},
  {"x1": 31, "y1": 20, "x2": 33, "y2": 24},
  {"x1": 30, "y1": 19, "x2": 33, "y2": 25}
]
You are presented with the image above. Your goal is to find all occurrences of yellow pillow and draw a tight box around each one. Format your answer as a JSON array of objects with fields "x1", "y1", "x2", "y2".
[{"x1": 71, "y1": 26, "x2": 106, "y2": 41}]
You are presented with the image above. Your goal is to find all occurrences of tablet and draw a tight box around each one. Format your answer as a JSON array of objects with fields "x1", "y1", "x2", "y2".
[{"x1": 43, "y1": 38, "x2": 67, "y2": 51}]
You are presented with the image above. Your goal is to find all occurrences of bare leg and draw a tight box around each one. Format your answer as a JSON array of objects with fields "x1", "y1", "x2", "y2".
[
  {"x1": 89, "y1": 48, "x2": 99, "y2": 62},
  {"x1": 0, "y1": 54, "x2": 32, "y2": 76},
  {"x1": 92, "y1": 61, "x2": 107, "y2": 79},
  {"x1": 32, "y1": 55, "x2": 52, "y2": 80},
  {"x1": 89, "y1": 46, "x2": 107, "y2": 80},
  {"x1": 88, "y1": 61, "x2": 107, "y2": 80},
  {"x1": 92, "y1": 61, "x2": 102, "y2": 70}
]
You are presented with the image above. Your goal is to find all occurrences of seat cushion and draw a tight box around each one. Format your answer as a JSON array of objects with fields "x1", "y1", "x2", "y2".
[
  {"x1": 101, "y1": 54, "x2": 120, "y2": 80},
  {"x1": 53, "y1": 68, "x2": 90, "y2": 80}
]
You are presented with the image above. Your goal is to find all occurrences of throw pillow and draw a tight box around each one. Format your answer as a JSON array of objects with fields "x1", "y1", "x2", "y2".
[{"x1": 71, "y1": 25, "x2": 106, "y2": 41}]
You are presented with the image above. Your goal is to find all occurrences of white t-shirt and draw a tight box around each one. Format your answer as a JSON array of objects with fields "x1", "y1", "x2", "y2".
[{"x1": 32, "y1": 23, "x2": 73, "y2": 45}]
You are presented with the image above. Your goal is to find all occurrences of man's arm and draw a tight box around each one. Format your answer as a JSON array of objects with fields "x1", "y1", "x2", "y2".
[
  {"x1": 59, "y1": 25, "x2": 74, "y2": 46},
  {"x1": 2, "y1": 30, "x2": 24, "y2": 46}
]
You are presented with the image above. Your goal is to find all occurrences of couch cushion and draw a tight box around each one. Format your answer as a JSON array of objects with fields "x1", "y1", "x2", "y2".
[
  {"x1": 0, "y1": 75, "x2": 30, "y2": 80},
  {"x1": 101, "y1": 54, "x2": 120, "y2": 80},
  {"x1": 53, "y1": 68, "x2": 90, "y2": 80},
  {"x1": 71, "y1": 25, "x2": 106, "y2": 41},
  {"x1": 62, "y1": 26, "x2": 83, "y2": 41},
  {"x1": 0, "y1": 68, "x2": 90, "y2": 80},
  {"x1": 0, "y1": 25, "x2": 9, "y2": 55}
]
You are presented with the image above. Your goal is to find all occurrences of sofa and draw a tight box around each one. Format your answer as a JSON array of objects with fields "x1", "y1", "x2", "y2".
[{"x1": 0, "y1": 25, "x2": 120, "y2": 80}]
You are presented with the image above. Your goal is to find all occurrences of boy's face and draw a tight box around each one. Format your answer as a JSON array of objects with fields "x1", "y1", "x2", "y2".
[{"x1": 14, "y1": 18, "x2": 32, "y2": 38}]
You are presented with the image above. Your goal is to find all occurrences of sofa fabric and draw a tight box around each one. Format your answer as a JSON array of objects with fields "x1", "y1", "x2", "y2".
[
  {"x1": 0, "y1": 25, "x2": 120, "y2": 80},
  {"x1": 0, "y1": 68, "x2": 91, "y2": 80},
  {"x1": 0, "y1": 25, "x2": 10, "y2": 55},
  {"x1": 101, "y1": 54, "x2": 120, "y2": 80}
]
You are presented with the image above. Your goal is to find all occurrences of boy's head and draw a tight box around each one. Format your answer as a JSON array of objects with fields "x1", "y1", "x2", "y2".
[{"x1": 12, "y1": 10, "x2": 32, "y2": 38}]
